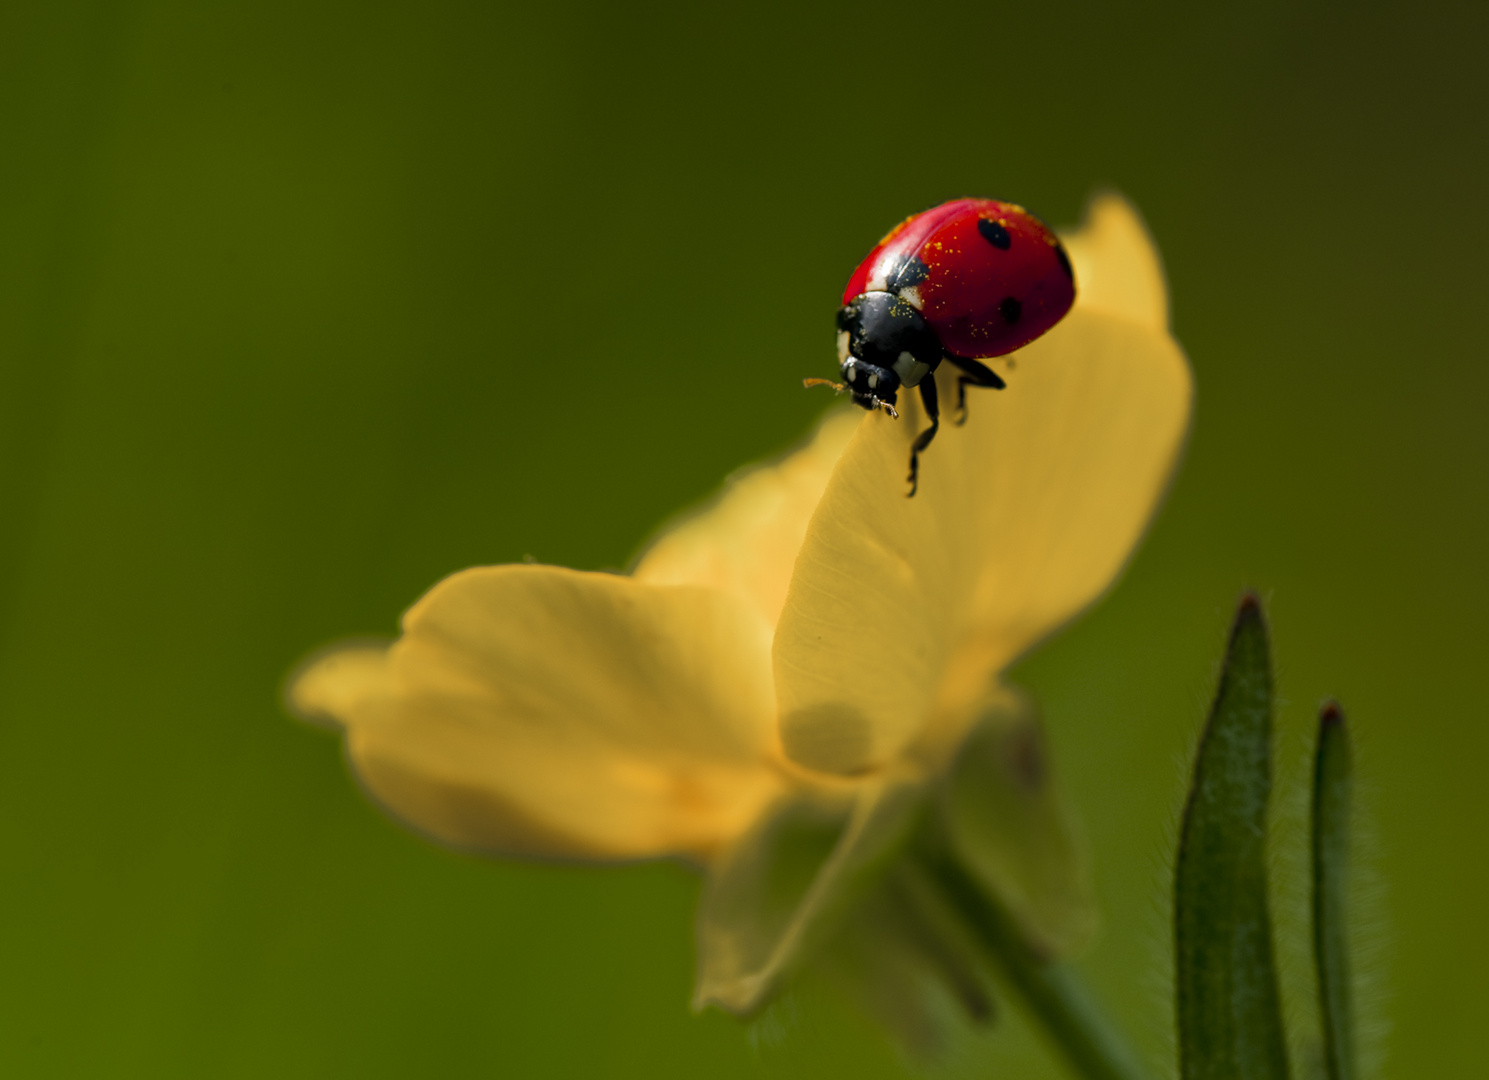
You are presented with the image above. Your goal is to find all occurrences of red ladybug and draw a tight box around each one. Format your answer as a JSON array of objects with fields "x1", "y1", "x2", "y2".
[{"x1": 810, "y1": 198, "x2": 1076, "y2": 495}]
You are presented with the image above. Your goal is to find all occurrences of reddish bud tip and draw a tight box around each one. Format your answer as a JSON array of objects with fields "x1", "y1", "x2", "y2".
[{"x1": 1319, "y1": 700, "x2": 1347, "y2": 730}]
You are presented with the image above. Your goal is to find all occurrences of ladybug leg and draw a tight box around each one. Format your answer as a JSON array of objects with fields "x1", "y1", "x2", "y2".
[
  {"x1": 906, "y1": 376, "x2": 941, "y2": 498},
  {"x1": 943, "y1": 355, "x2": 1007, "y2": 425}
]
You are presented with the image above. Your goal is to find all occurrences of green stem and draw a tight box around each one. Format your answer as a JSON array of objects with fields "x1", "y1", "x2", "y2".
[{"x1": 911, "y1": 849, "x2": 1151, "y2": 1080}]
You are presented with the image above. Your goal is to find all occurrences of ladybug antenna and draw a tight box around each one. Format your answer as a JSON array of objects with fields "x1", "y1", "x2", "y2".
[{"x1": 802, "y1": 378, "x2": 899, "y2": 419}]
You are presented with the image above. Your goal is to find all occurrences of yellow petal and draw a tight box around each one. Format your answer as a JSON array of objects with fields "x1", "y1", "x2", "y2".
[
  {"x1": 774, "y1": 307, "x2": 1192, "y2": 774},
  {"x1": 1062, "y1": 192, "x2": 1169, "y2": 332},
  {"x1": 287, "y1": 641, "x2": 391, "y2": 726},
  {"x1": 633, "y1": 407, "x2": 860, "y2": 630},
  {"x1": 290, "y1": 565, "x2": 783, "y2": 861},
  {"x1": 693, "y1": 765, "x2": 924, "y2": 1015}
]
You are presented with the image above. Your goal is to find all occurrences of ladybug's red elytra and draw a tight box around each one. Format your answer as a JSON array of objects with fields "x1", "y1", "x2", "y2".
[{"x1": 810, "y1": 198, "x2": 1076, "y2": 495}]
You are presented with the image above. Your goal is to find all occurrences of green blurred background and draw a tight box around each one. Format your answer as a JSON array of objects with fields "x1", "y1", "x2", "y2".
[{"x1": 2, "y1": 0, "x2": 1484, "y2": 1075}]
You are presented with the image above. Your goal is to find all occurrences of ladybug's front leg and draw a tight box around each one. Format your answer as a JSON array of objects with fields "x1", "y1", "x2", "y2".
[
  {"x1": 906, "y1": 376, "x2": 941, "y2": 498},
  {"x1": 944, "y1": 355, "x2": 1007, "y2": 425}
]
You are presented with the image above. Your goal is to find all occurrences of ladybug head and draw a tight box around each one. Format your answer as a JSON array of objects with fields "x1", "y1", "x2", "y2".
[
  {"x1": 841, "y1": 357, "x2": 900, "y2": 412},
  {"x1": 836, "y1": 292, "x2": 942, "y2": 413}
]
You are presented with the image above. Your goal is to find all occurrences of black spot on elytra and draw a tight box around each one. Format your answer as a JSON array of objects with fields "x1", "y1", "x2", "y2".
[
  {"x1": 977, "y1": 218, "x2": 1012, "y2": 250},
  {"x1": 999, "y1": 296, "x2": 1022, "y2": 323},
  {"x1": 886, "y1": 256, "x2": 929, "y2": 291},
  {"x1": 1053, "y1": 241, "x2": 1073, "y2": 279}
]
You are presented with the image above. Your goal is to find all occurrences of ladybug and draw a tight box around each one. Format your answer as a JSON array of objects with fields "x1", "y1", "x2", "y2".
[{"x1": 808, "y1": 199, "x2": 1076, "y2": 495}]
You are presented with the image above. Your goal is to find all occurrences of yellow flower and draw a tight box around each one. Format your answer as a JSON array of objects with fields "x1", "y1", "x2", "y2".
[{"x1": 289, "y1": 194, "x2": 1191, "y2": 1037}]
